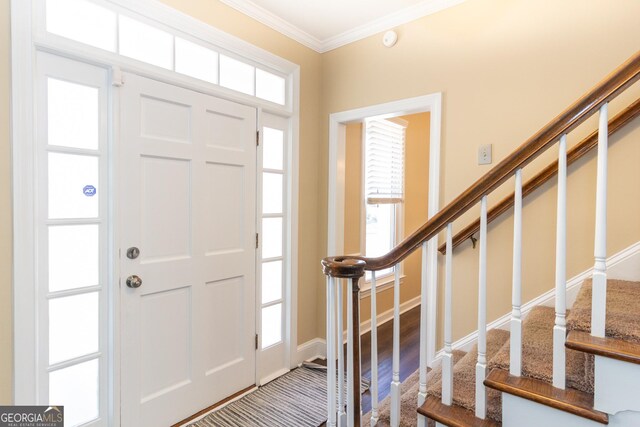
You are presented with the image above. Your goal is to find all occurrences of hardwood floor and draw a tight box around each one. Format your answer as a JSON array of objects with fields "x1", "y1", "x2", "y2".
[
  {"x1": 317, "y1": 304, "x2": 422, "y2": 415},
  {"x1": 360, "y1": 304, "x2": 422, "y2": 414}
]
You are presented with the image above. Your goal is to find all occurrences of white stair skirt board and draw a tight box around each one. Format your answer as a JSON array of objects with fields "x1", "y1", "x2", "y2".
[
  {"x1": 608, "y1": 410, "x2": 640, "y2": 427},
  {"x1": 594, "y1": 355, "x2": 640, "y2": 414},
  {"x1": 501, "y1": 394, "x2": 604, "y2": 427},
  {"x1": 434, "y1": 242, "x2": 640, "y2": 358}
]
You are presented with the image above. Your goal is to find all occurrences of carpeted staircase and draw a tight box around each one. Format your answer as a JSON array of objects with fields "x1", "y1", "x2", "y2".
[{"x1": 365, "y1": 278, "x2": 640, "y2": 426}]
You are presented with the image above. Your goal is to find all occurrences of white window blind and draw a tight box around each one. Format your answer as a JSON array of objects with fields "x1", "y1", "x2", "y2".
[{"x1": 365, "y1": 118, "x2": 407, "y2": 204}]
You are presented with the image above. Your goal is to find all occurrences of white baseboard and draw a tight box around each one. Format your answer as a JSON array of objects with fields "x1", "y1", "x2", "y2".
[
  {"x1": 295, "y1": 338, "x2": 326, "y2": 365},
  {"x1": 296, "y1": 294, "x2": 423, "y2": 361},
  {"x1": 435, "y1": 241, "x2": 640, "y2": 358}
]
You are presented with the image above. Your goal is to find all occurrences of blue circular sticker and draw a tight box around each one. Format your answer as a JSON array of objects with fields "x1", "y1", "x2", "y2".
[{"x1": 83, "y1": 185, "x2": 97, "y2": 197}]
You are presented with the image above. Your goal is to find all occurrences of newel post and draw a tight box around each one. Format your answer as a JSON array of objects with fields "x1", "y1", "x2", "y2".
[{"x1": 322, "y1": 257, "x2": 366, "y2": 427}]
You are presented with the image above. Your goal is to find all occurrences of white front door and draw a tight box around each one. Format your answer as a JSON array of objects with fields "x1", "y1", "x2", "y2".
[{"x1": 120, "y1": 74, "x2": 257, "y2": 427}]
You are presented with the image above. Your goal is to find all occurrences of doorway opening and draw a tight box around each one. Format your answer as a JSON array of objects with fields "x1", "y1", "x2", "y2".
[{"x1": 327, "y1": 94, "x2": 442, "y2": 366}]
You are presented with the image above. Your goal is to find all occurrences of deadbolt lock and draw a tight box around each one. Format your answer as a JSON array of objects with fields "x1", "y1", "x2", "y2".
[{"x1": 126, "y1": 247, "x2": 140, "y2": 259}]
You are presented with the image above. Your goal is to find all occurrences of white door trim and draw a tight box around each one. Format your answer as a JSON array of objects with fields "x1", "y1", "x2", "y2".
[
  {"x1": 11, "y1": 0, "x2": 38, "y2": 403},
  {"x1": 11, "y1": 0, "x2": 300, "y2": 421},
  {"x1": 327, "y1": 93, "x2": 442, "y2": 365}
]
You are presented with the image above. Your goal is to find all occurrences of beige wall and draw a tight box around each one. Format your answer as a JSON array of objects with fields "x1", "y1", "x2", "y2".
[
  {"x1": 0, "y1": 0, "x2": 12, "y2": 405},
  {"x1": 343, "y1": 123, "x2": 362, "y2": 256},
  {"x1": 344, "y1": 113, "x2": 430, "y2": 323},
  {"x1": 320, "y1": 0, "x2": 640, "y2": 343}
]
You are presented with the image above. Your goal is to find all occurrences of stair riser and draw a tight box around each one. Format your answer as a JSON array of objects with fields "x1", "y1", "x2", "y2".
[
  {"x1": 595, "y1": 355, "x2": 640, "y2": 413},
  {"x1": 501, "y1": 394, "x2": 605, "y2": 427},
  {"x1": 608, "y1": 410, "x2": 640, "y2": 426}
]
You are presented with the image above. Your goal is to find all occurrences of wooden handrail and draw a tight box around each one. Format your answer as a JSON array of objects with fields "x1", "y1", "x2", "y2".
[
  {"x1": 323, "y1": 50, "x2": 640, "y2": 277},
  {"x1": 438, "y1": 97, "x2": 640, "y2": 254}
]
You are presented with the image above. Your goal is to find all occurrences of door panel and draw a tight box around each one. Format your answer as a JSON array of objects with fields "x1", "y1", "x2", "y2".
[
  {"x1": 204, "y1": 277, "x2": 245, "y2": 372},
  {"x1": 121, "y1": 74, "x2": 257, "y2": 427},
  {"x1": 140, "y1": 156, "x2": 192, "y2": 261},
  {"x1": 140, "y1": 286, "x2": 192, "y2": 401},
  {"x1": 205, "y1": 162, "x2": 245, "y2": 253}
]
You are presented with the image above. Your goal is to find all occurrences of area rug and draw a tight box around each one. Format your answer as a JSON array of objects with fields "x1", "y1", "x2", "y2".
[{"x1": 188, "y1": 365, "x2": 368, "y2": 427}]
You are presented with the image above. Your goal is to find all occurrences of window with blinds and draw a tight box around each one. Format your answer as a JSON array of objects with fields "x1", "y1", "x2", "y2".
[{"x1": 365, "y1": 118, "x2": 407, "y2": 205}]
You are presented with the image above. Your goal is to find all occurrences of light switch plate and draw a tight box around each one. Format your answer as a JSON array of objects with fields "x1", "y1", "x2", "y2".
[{"x1": 478, "y1": 144, "x2": 492, "y2": 165}]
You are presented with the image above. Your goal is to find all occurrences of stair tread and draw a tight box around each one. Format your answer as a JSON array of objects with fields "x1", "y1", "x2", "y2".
[
  {"x1": 490, "y1": 305, "x2": 594, "y2": 394},
  {"x1": 429, "y1": 329, "x2": 509, "y2": 422},
  {"x1": 363, "y1": 350, "x2": 467, "y2": 426},
  {"x1": 567, "y1": 279, "x2": 640, "y2": 344},
  {"x1": 483, "y1": 368, "x2": 608, "y2": 424},
  {"x1": 418, "y1": 395, "x2": 500, "y2": 427},
  {"x1": 566, "y1": 329, "x2": 640, "y2": 364}
]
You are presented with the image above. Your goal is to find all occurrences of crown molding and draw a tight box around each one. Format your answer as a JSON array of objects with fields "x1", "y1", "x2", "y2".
[
  {"x1": 219, "y1": 0, "x2": 466, "y2": 53},
  {"x1": 218, "y1": 0, "x2": 324, "y2": 52},
  {"x1": 321, "y1": 0, "x2": 466, "y2": 52}
]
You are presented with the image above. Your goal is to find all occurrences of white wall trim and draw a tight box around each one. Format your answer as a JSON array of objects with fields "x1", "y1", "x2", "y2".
[
  {"x1": 321, "y1": 0, "x2": 466, "y2": 53},
  {"x1": 297, "y1": 294, "x2": 422, "y2": 361},
  {"x1": 219, "y1": 0, "x2": 466, "y2": 53},
  {"x1": 296, "y1": 338, "x2": 327, "y2": 364},
  {"x1": 327, "y1": 93, "x2": 442, "y2": 366},
  {"x1": 11, "y1": 0, "x2": 37, "y2": 405},
  {"x1": 434, "y1": 241, "x2": 640, "y2": 358},
  {"x1": 359, "y1": 274, "x2": 405, "y2": 298},
  {"x1": 218, "y1": 0, "x2": 324, "y2": 52},
  {"x1": 355, "y1": 294, "x2": 422, "y2": 339},
  {"x1": 287, "y1": 67, "x2": 301, "y2": 370}
]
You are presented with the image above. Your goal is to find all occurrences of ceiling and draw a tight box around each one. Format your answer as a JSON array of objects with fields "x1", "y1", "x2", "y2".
[{"x1": 219, "y1": 0, "x2": 466, "y2": 53}]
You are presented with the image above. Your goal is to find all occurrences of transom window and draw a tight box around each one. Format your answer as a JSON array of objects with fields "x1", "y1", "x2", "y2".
[{"x1": 44, "y1": 0, "x2": 287, "y2": 105}]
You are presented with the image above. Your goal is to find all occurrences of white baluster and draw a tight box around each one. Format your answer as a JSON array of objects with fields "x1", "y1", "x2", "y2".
[
  {"x1": 511, "y1": 169, "x2": 523, "y2": 377},
  {"x1": 346, "y1": 278, "x2": 355, "y2": 427},
  {"x1": 476, "y1": 196, "x2": 488, "y2": 419},
  {"x1": 417, "y1": 242, "x2": 428, "y2": 427},
  {"x1": 370, "y1": 272, "x2": 379, "y2": 426},
  {"x1": 553, "y1": 135, "x2": 568, "y2": 389},
  {"x1": 442, "y1": 223, "x2": 454, "y2": 405},
  {"x1": 592, "y1": 103, "x2": 609, "y2": 338},
  {"x1": 327, "y1": 276, "x2": 337, "y2": 427},
  {"x1": 390, "y1": 266, "x2": 401, "y2": 427},
  {"x1": 337, "y1": 279, "x2": 346, "y2": 426}
]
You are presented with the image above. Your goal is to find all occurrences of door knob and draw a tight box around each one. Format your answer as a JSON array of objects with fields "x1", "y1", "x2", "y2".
[{"x1": 126, "y1": 275, "x2": 142, "y2": 288}]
